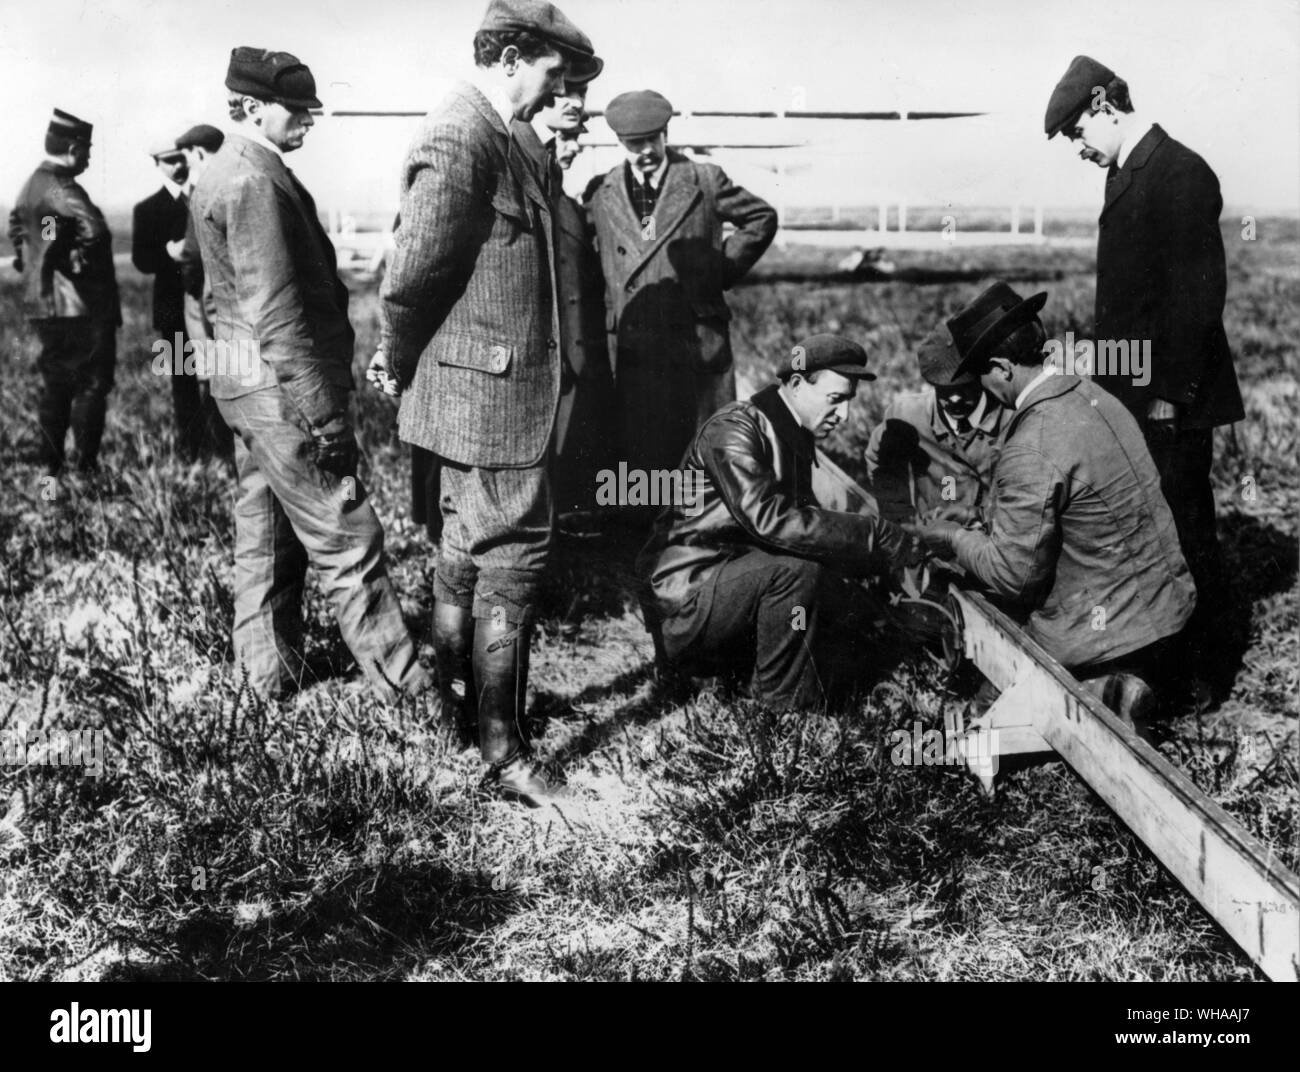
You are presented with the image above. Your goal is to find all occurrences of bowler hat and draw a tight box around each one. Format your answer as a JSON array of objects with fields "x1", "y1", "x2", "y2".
[
  {"x1": 605, "y1": 90, "x2": 674, "y2": 138},
  {"x1": 226, "y1": 47, "x2": 322, "y2": 109},
  {"x1": 176, "y1": 124, "x2": 225, "y2": 153},
  {"x1": 1045, "y1": 55, "x2": 1116, "y2": 139},
  {"x1": 948, "y1": 282, "x2": 1047, "y2": 379},
  {"x1": 479, "y1": 0, "x2": 594, "y2": 60},
  {"x1": 787, "y1": 334, "x2": 876, "y2": 381},
  {"x1": 917, "y1": 326, "x2": 974, "y2": 387}
]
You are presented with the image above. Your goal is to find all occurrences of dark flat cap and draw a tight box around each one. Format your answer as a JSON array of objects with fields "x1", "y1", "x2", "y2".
[
  {"x1": 48, "y1": 108, "x2": 92, "y2": 143},
  {"x1": 479, "y1": 0, "x2": 594, "y2": 59},
  {"x1": 917, "y1": 326, "x2": 974, "y2": 387},
  {"x1": 1045, "y1": 54, "x2": 1116, "y2": 139},
  {"x1": 566, "y1": 53, "x2": 604, "y2": 84},
  {"x1": 176, "y1": 124, "x2": 225, "y2": 152},
  {"x1": 787, "y1": 334, "x2": 876, "y2": 381},
  {"x1": 226, "y1": 47, "x2": 322, "y2": 109},
  {"x1": 949, "y1": 282, "x2": 1048, "y2": 379},
  {"x1": 148, "y1": 136, "x2": 187, "y2": 160},
  {"x1": 605, "y1": 90, "x2": 673, "y2": 138}
]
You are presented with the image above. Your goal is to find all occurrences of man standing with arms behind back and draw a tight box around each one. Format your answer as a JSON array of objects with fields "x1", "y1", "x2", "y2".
[
  {"x1": 1045, "y1": 56, "x2": 1245, "y2": 701},
  {"x1": 375, "y1": 1, "x2": 595, "y2": 806},
  {"x1": 193, "y1": 47, "x2": 426, "y2": 704},
  {"x1": 9, "y1": 109, "x2": 121, "y2": 475}
]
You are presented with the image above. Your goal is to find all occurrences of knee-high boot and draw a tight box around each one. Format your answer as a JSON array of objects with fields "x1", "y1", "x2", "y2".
[
  {"x1": 472, "y1": 611, "x2": 550, "y2": 807},
  {"x1": 431, "y1": 601, "x2": 477, "y2": 749}
]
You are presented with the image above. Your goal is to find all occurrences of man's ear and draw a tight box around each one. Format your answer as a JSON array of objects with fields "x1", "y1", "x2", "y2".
[
  {"x1": 987, "y1": 357, "x2": 1013, "y2": 382},
  {"x1": 500, "y1": 44, "x2": 519, "y2": 72}
]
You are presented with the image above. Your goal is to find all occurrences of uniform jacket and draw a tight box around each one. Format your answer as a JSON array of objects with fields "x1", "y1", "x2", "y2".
[
  {"x1": 1094, "y1": 124, "x2": 1244, "y2": 429},
  {"x1": 190, "y1": 132, "x2": 354, "y2": 424},
  {"x1": 383, "y1": 81, "x2": 561, "y2": 469},
  {"x1": 8, "y1": 160, "x2": 120, "y2": 324},
  {"x1": 589, "y1": 150, "x2": 777, "y2": 374},
  {"x1": 637, "y1": 383, "x2": 909, "y2": 647},
  {"x1": 951, "y1": 373, "x2": 1195, "y2": 670},
  {"x1": 132, "y1": 186, "x2": 188, "y2": 332},
  {"x1": 864, "y1": 389, "x2": 1005, "y2": 525}
]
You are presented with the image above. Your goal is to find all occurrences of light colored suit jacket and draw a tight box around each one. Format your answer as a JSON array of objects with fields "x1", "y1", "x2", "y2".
[
  {"x1": 191, "y1": 132, "x2": 354, "y2": 424},
  {"x1": 383, "y1": 81, "x2": 561, "y2": 468}
]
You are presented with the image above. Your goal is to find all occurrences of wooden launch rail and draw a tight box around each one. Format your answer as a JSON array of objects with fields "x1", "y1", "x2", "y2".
[
  {"x1": 768, "y1": 400, "x2": 1300, "y2": 980},
  {"x1": 947, "y1": 587, "x2": 1300, "y2": 982}
]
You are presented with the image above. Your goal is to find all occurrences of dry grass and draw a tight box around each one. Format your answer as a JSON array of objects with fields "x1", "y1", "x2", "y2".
[{"x1": 0, "y1": 220, "x2": 1294, "y2": 981}]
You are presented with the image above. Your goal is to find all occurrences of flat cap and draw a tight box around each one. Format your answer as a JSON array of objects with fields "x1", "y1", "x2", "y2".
[
  {"x1": 787, "y1": 334, "x2": 876, "y2": 381},
  {"x1": 175, "y1": 124, "x2": 225, "y2": 152},
  {"x1": 948, "y1": 282, "x2": 1048, "y2": 379},
  {"x1": 566, "y1": 53, "x2": 604, "y2": 84},
  {"x1": 605, "y1": 90, "x2": 673, "y2": 138},
  {"x1": 1044, "y1": 54, "x2": 1116, "y2": 139},
  {"x1": 917, "y1": 326, "x2": 974, "y2": 387},
  {"x1": 148, "y1": 137, "x2": 187, "y2": 161},
  {"x1": 479, "y1": 0, "x2": 594, "y2": 59},
  {"x1": 226, "y1": 47, "x2": 322, "y2": 109},
  {"x1": 48, "y1": 108, "x2": 93, "y2": 144}
]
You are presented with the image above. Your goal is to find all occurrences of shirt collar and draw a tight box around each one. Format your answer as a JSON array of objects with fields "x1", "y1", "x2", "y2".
[
  {"x1": 1116, "y1": 116, "x2": 1153, "y2": 169},
  {"x1": 162, "y1": 176, "x2": 186, "y2": 199},
  {"x1": 629, "y1": 155, "x2": 669, "y2": 190},
  {"x1": 1015, "y1": 365, "x2": 1058, "y2": 411},
  {"x1": 230, "y1": 123, "x2": 285, "y2": 161},
  {"x1": 933, "y1": 390, "x2": 998, "y2": 439},
  {"x1": 469, "y1": 71, "x2": 517, "y2": 130}
]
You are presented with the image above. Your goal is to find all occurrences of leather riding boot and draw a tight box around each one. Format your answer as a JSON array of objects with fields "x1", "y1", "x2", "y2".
[
  {"x1": 431, "y1": 601, "x2": 477, "y2": 749},
  {"x1": 472, "y1": 612, "x2": 550, "y2": 807}
]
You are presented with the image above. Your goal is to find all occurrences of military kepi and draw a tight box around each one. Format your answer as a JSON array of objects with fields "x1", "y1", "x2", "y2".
[
  {"x1": 47, "y1": 108, "x2": 93, "y2": 144},
  {"x1": 226, "y1": 47, "x2": 322, "y2": 109},
  {"x1": 605, "y1": 90, "x2": 674, "y2": 138},
  {"x1": 948, "y1": 282, "x2": 1048, "y2": 379},
  {"x1": 788, "y1": 334, "x2": 876, "y2": 380},
  {"x1": 1044, "y1": 55, "x2": 1117, "y2": 139},
  {"x1": 479, "y1": 0, "x2": 595, "y2": 59}
]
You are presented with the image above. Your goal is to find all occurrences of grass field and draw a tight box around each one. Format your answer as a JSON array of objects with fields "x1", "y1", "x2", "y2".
[{"x1": 0, "y1": 220, "x2": 1295, "y2": 981}]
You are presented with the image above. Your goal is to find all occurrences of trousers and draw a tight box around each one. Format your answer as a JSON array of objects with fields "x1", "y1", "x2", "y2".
[{"x1": 33, "y1": 317, "x2": 116, "y2": 471}]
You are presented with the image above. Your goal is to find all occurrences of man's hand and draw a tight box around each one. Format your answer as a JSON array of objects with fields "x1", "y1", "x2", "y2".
[
  {"x1": 165, "y1": 239, "x2": 187, "y2": 262},
  {"x1": 310, "y1": 417, "x2": 359, "y2": 477},
  {"x1": 902, "y1": 519, "x2": 963, "y2": 560},
  {"x1": 365, "y1": 347, "x2": 400, "y2": 397},
  {"x1": 1146, "y1": 398, "x2": 1180, "y2": 423},
  {"x1": 11, "y1": 253, "x2": 23, "y2": 272}
]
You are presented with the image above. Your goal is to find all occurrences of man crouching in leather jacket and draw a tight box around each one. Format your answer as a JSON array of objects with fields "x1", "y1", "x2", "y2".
[{"x1": 637, "y1": 334, "x2": 918, "y2": 711}]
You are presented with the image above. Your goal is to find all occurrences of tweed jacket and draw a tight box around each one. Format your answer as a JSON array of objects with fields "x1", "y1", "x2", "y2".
[
  {"x1": 637, "y1": 384, "x2": 910, "y2": 647},
  {"x1": 588, "y1": 150, "x2": 777, "y2": 376},
  {"x1": 864, "y1": 389, "x2": 1006, "y2": 525},
  {"x1": 383, "y1": 81, "x2": 561, "y2": 469},
  {"x1": 951, "y1": 373, "x2": 1195, "y2": 670},
  {"x1": 190, "y1": 132, "x2": 354, "y2": 424},
  {"x1": 132, "y1": 185, "x2": 188, "y2": 332},
  {"x1": 1094, "y1": 124, "x2": 1243, "y2": 429},
  {"x1": 8, "y1": 160, "x2": 121, "y2": 324}
]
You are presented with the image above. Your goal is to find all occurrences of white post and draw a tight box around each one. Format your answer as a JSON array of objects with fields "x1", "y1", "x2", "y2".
[
  {"x1": 1011, "y1": 204, "x2": 1021, "y2": 235},
  {"x1": 899, "y1": 200, "x2": 907, "y2": 234},
  {"x1": 878, "y1": 202, "x2": 888, "y2": 234},
  {"x1": 1034, "y1": 204, "x2": 1044, "y2": 238}
]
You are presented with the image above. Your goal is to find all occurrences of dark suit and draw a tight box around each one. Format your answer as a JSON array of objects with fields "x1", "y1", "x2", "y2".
[
  {"x1": 8, "y1": 160, "x2": 120, "y2": 471},
  {"x1": 589, "y1": 151, "x2": 777, "y2": 478},
  {"x1": 133, "y1": 185, "x2": 204, "y2": 458},
  {"x1": 1093, "y1": 124, "x2": 1243, "y2": 671},
  {"x1": 191, "y1": 131, "x2": 424, "y2": 702}
]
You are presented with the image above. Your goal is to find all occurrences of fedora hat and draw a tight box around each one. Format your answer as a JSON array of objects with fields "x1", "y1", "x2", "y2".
[{"x1": 948, "y1": 282, "x2": 1048, "y2": 379}]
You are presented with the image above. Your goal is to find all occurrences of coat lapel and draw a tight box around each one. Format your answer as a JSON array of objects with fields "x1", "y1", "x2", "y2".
[
  {"x1": 597, "y1": 165, "x2": 646, "y2": 252},
  {"x1": 1101, "y1": 124, "x2": 1166, "y2": 219},
  {"x1": 627, "y1": 154, "x2": 702, "y2": 279}
]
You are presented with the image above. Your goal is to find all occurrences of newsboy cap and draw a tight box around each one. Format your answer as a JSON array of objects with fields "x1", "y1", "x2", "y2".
[
  {"x1": 226, "y1": 47, "x2": 322, "y2": 109},
  {"x1": 148, "y1": 138, "x2": 187, "y2": 161},
  {"x1": 948, "y1": 282, "x2": 1048, "y2": 379},
  {"x1": 478, "y1": 0, "x2": 594, "y2": 59},
  {"x1": 1044, "y1": 55, "x2": 1117, "y2": 139},
  {"x1": 786, "y1": 334, "x2": 877, "y2": 381},
  {"x1": 917, "y1": 326, "x2": 974, "y2": 387},
  {"x1": 48, "y1": 108, "x2": 93, "y2": 144},
  {"x1": 566, "y1": 53, "x2": 604, "y2": 84},
  {"x1": 175, "y1": 124, "x2": 226, "y2": 153},
  {"x1": 605, "y1": 90, "x2": 674, "y2": 138}
]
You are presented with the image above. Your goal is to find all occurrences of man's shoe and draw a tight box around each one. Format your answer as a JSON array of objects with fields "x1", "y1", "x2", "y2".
[{"x1": 489, "y1": 750, "x2": 553, "y2": 809}]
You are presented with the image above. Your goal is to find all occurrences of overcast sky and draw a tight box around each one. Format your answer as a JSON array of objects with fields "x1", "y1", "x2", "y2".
[{"x1": 1, "y1": 0, "x2": 1296, "y2": 219}]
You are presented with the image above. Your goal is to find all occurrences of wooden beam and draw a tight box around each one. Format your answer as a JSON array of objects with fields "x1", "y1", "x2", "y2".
[{"x1": 951, "y1": 588, "x2": 1300, "y2": 982}]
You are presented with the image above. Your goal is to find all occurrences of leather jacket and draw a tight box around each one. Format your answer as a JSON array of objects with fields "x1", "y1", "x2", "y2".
[{"x1": 637, "y1": 383, "x2": 912, "y2": 634}]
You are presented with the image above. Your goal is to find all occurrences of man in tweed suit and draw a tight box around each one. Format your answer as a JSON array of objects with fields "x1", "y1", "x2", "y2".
[
  {"x1": 194, "y1": 47, "x2": 427, "y2": 704},
  {"x1": 588, "y1": 90, "x2": 778, "y2": 488},
  {"x1": 376, "y1": 0, "x2": 595, "y2": 806}
]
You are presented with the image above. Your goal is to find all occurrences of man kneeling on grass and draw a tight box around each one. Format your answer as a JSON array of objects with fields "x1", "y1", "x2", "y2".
[
  {"x1": 906, "y1": 282, "x2": 1196, "y2": 720},
  {"x1": 636, "y1": 335, "x2": 917, "y2": 711}
]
